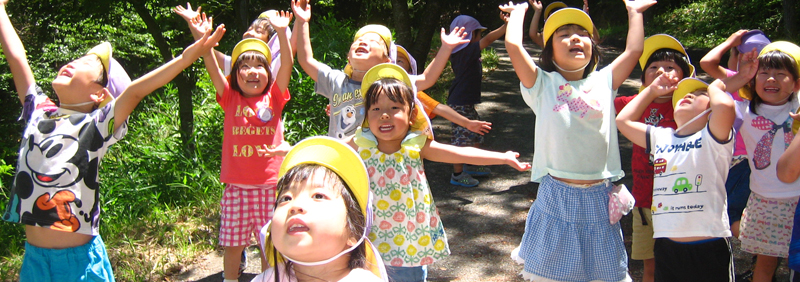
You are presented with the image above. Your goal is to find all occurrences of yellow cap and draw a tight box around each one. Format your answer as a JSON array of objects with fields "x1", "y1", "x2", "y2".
[
  {"x1": 258, "y1": 10, "x2": 278, "y2": 19},
  {"x1": 345, "y1": 25, "x2": 393, "y2": 77},
  {"x1": 739, "y1": 41, "x2": 800, "y2": 100},
  {"x1": 640, "y1": 34, "x2": 695, "y2": 77},
  {"x1": 543, "y1": 8, "x2": 593, "y2": 47},
  {"x1": 672, "y1": 77, "x2": 709, "y2": 108},
  {"x1": 230, "y1": 38, "x2": 272, "y2": 72},
  {"x1": 544, "y1": 1, "x2": 568, "y2": 19},
  {"x1": 359, "y1": 63, "x2": 430, "y2": 134},
  {"x1": 86, "y1": 42, "x2": 111, "y2": 77}
]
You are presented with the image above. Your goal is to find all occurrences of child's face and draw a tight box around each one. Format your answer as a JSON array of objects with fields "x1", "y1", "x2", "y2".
[
  {"x1": 643, "y1": 61, "x2": 684, "y2": 89},
  {"x1": 271, "y1": 169, "x2": 355, "y2": 261},
  {"x1": 236, "y1": 58, "x2": 270, "y2": 97},
  {"x1": 51, "y1": 55, "x2": 105, "y2": 104},
  {"x1": 396, "y1": 56, "x2": 412, "y2": 73},
  {"x1": 754, "y1": 68, "x2": 800, "y2": 105},
  {"x1": 243, "y1": 21, "x2": 271, "y2": 42},
  {"x1": 552, "y1": 25, "x2": 592, "y2": 70},
  {"x1": 367, "y1": 93, "x2": 412, "y2": 146},
  {"x1": 348, "y1": 33, "x2": 390, "y2": 72},
  {"x1": 674, "y1": 89, "x2": 710, "y2": 119},
  {"x1": 470, "y1": 30, "x2": 483, "y2": 43}
]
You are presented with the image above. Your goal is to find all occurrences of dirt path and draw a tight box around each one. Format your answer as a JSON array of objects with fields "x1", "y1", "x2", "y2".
[{"x1": 172, "y1": 41, "x2": 791, "y2": 281}]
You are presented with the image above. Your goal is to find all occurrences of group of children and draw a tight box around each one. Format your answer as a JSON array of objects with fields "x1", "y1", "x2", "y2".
[{"x1": 3, "y1": 0, "x2": 800, "y2": 281}]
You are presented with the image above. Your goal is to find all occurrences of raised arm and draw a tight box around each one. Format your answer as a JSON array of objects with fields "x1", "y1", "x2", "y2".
[
  {"x1": 414, "y1": 27, "x2": 468, "y2": 91},
  {"x1": 114, "y1": 24, "x2": 225, "y2": 132},
  {"x1": 501, "y1": 2, "x2": 538, "y2": 88},
  {"x1": 616, "y1": 73, "x2": 679, "y2": 147},
  {"x1": 707, "y1": 78, "x2": 736, "y2": 142},
  {"x1": 0, "y1": 1, "x2": 35, "y2": 103},
  {"x1": 269, "y1": 11, "x2": 294, "y2": 92},
  {"x1": 607, "y1": 0, "x2": 656, "y2": 90},
  {"x1": 173, "y1": 3, "x2": 227, "y2": 70},
  {"x1": 700, "y1": 30, "x2": 747, "y2": 80},
  {"x1": 710, "y1": 49, "x2": 758, "y2": 95},
  {"x1": 527, "y1": 0, "x2": 544, "y2": 47},
  {"x1": 479, "y1": 12, "x2": 508, "y2": 50},
  {"x1": 421, "y1": 139, "x2": 530, "y2": 171},
  {"x1": 195, "y1": 16, "x2": 228, "y2": 96},
  {"x1": 291, "y1": 0, "x2": 323, "y2": 81}
]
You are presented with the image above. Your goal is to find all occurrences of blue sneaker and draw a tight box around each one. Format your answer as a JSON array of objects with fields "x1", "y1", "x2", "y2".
[
  {"x1": 451, "y1": 173, "x2": 479, "y2": 187},
  {"x1": 464, "y1": 165, "x2": 491, "y2": 176}
]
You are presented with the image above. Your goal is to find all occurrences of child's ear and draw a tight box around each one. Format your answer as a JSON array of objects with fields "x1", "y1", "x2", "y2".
[
  {"x1": 793, "y1": 77, "x2": 800, "y2": 93},
  {"x1": 90, "y1": 88, "x2": 111, "y2": 103},
  {"x1": 346, "y1": 235, "x2": 359, "y2": 247}
]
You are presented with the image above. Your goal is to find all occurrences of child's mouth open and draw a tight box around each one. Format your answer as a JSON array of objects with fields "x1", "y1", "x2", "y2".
[{"x1": 379, "y1": 124, "x2": 394, "y2": 133}]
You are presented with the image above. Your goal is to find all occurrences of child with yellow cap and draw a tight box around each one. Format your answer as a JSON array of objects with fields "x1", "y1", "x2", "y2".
[{"x1": 0, "y1": 0, "x2": 224, "y2": 280}]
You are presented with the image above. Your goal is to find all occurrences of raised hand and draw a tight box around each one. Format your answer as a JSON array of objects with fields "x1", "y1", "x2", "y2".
[
  {"x1": 583, "y1": 0, "x2": 590, "y2": 14},
  {"x1": 727, "y1": 29, "x2": 749, "y2": 47},
  {"x1": 499, "y1": 1, "x2": 528, "y2": 14},
  {"x1": 647, "y1": 73, "x2": 680, "y2": 97},
  {"x1": 624, "y1": 0, "x2": 657, "y2": 14},
  {"x1": 528, "y1": 0, "x2": 542, "y2": 11},
  {"x1": 499, "y1": 11, "x2": 510, "y2": 23},
  {"x1": 291, "y1": 0, "x2": 311, "y2": 23},
  {"x1": 189, "y1": 12, "x2": 213, "y2": 34},
  {"x1": 737, "y1": 48, "x2": 759, "y2": 80},
  {"x1": 173, "y1": 3, "x2": 201, "y2": 23},
  {"x1": 440, "y1": 27, "x2": 469, "y2": 51},
  {"x1": 183, "y1": 24, "x2": 226, "y2": 60},
  {"x1": 268, "y1": 10, "x2": 293, "y2": 31}
]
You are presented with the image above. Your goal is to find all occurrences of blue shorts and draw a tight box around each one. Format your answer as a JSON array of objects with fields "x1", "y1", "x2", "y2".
[
  {"x1": 386, "y1": 265, "x2": 427, "y2": 282},
  {"x1": 20, "y1": 235, "x2": 114, "y2": 282},
  {"x1": 725, "y1": 159, "x2": 751, "y2": 224}
]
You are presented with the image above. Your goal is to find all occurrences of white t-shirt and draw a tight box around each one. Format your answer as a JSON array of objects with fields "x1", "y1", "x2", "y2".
[
  {"x1": 648, "y1": 125, "x2": 733, "y2": 238},
  {"x1": 520, "y1": 66, "x2": 624, "y2": 182},
  {"x1": 735, "y1": 99, "x2": 800, "y2": 197}
]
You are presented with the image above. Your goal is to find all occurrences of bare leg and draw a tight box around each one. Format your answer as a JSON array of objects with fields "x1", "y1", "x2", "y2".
[
  {"x1": 224, "y1": 245, "x2": 247, "y2": 280},
  {"x1": 752, "y1": 255, "x2": 778, "y2": 282},
  {"x1": 642, "y1": 258, "x2": 655, "y2": 282}
]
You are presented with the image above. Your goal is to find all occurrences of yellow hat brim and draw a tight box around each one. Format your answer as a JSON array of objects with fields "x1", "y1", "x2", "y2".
[
  {"x1": 87, "y1": 42, "x2": 112, "y2": 77},
  {"x1": 543, "y1": 8, "x2": 593, "y2": 48},
  {"x1": 672, "y1": 78, "x2": 709, "y2": 108},
  {"x1": 231, "y1": 38, "x2": 272, "y2": 71},
  {"x1": 640, "y1": 34, "x2": 695, "y2": 77},
  {"x1": 544, "y1": 1, "x2": 568, "y2": 19},
  {"x1": 354, "y1": 25, "x2": 392, "y2": 53}
]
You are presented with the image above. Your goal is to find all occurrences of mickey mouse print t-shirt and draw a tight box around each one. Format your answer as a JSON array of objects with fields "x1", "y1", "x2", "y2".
[{"x1": 3, "y1": 85, "x2": 126, "y2": 236}]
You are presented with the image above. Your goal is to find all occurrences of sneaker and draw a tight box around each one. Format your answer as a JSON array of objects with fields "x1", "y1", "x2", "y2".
[
  {"x1": 463, "y1": 165, "x2": 491, "y2": 176},
  {"x1": 239, "y1": 250, "x2": 247, "y2": 276},
  {"x1": 451, "y1": 173, "x2": 479, "y2": 187}
]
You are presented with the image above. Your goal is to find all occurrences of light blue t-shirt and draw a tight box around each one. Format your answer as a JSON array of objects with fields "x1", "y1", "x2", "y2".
[{"x1": 520, "y1": 66, "x2": 624, "y2": 183}]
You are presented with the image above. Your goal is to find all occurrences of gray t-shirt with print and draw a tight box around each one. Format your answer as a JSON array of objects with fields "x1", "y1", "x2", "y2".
[{"x1": 315, "y1": 64, "x2": 364, "y2": 139}]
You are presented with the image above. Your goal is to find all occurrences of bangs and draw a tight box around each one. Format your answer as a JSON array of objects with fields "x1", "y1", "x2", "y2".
[
  {"x1": 641, "y1": 48, "x2": 692, "y2": 80},
  {"x1": 759, "y1": 51, "x2": 800, "y2": 79},
  {"x1": 364, "y1": 78, "x2": 415, "y2": 110}
]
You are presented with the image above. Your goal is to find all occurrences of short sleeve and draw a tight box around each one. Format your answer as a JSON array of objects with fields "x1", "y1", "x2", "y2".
[
  {"x1": 97, "y1": 99, "x2": 127, "y2": 142},
  {"x1": 519, "y1": 65, "x2": 547, "y2": 113},
  {"x1": 20, "y1": 84, "x2": 56, "y2": 122},
  {"x1": 417, "y1": 91, "x2": 439, "y2": 118},
  {"x1": 223, "y1": 55, "x2": 233, "y2": 77},
  {"x1": 314, "y1": 64, "x2": 342, "y2": 99}
]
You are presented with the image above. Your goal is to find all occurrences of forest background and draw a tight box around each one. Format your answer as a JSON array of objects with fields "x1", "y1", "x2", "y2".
[{"x1": 0, "y1": 0, "x2": 798, "y2": 280}]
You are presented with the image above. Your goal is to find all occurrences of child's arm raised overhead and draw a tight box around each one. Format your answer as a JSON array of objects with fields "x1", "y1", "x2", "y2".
[
  {"x1": 196, "y1": 16, "x2": 227, "y2": 96},
  {"x1": 0, "y1": 0, "x2": 35, "y2": 104},
  {"x1": 115, "y1": 24, "x2": 225, "y2": 132},
  {"x1": 421, "y1": 139, "x2": 531, "y2": 171},
  {"x1": 527, "y1": 0, "x2": 544, "y2": 47},
  {"x1": 174, "y1": 3, "x2": 228, "y2": 73},
  {"x1": 709, "y1": 49, "x2": 759, "y2": 96},
  {"x1": 291, "y1": 0, "x2": 323, "y2": 82},
  {"x1": 413, "y1": 27, "x2": 469, "y2": 91},
  {"x1": 700, "y1": 30, "x2": 747, "y2": 80},
  {"x1": 615, "y1": 73, "x2": 679, "y2": 147},
  {"x1": 268, "y1": 11, "x2": 294, "y2": 92},
  {"x1": 501, "y1": 2, "x2": 537, "y2": 88},
  {"x1": 606, "y1": 0, "x2": 656, "y2": 90},
  {"x1": 480, "y1": 12, "x2": 508, "y2": 50},
  {"x1": 706, "y1": 78, "x2": 737, "y2": 143}
]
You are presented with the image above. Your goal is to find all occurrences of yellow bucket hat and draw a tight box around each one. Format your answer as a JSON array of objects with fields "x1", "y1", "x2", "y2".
[
  {"x1": 542, "y1": 8, "x2": 593, "y2": 47},
  {"x1": 85, "y1": 42, "x2": 131, "y2": 100},
  {"x1": 640, "y1": 34, "x2": 695, "y2": 78},
  {"x1": 261, "y1": 136, "x2": 387, "y2": 279},
  {"x1": 344, "y1": 25, "x2": 393, "y2": 77},
  {"x1": 230, "y1": 38, "x2": 272, "y2": 72},
  {"x1": 544, "y1": 1, "x2": 568, "y2": 19},
  {"x1": 359, "y1": 63, "x2": 430, "y2": 135},
  {"x1": 739, "y1": 41, "x2": 800, "y2": 100},
  {"x1": 672, "y1": 77, "x2": 709, "y2": 108}
]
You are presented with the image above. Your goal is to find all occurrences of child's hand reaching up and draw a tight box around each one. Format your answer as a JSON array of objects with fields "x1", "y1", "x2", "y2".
[
  {"x1": 736, "y1": 48, "x2": 759, "y2": 80},
  {"x1": 624, "y1": 0, "x2": 657, "y2": 13},
  {"x1": 438, "y1": 27, "x2": 469, "y2": 52},
  {"x1": 291, "y1": 0, "x2": 311, "y2": 23},
  {"x1": 505, "y1": 151, "x2": 532, "y2": 171},
  {"x1": 182, "y1": 24, "x2": 225, "y2": 60},
  {"x1": 528, "y1": 0, "x2": 542, "y2": 12},
  {"x1": 646, "y1": 73, "x2": 680, "y2": 98},
  {"x1": 268, "y1": 10, "x2": 293, "y2": 31},
  {"x1": 499, "y1": 1, "x2": 528, "y2": 14},
  {"x1": 173, "y1": 3, "x2": 201, "y2": 23},
  {"x1": 726, "y1": 30, "x2": 749, "y2": 48}
]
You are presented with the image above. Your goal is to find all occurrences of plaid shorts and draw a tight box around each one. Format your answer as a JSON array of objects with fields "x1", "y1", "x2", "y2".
[
  {"x1": 448, "y1": 104, "x2": 484, "y2": 146},
  {"x1": 219, "y1": 183, "x2": 276, "y2": 247}
]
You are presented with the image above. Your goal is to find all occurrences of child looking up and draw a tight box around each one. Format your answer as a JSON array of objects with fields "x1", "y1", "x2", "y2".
[
  {"x1": 0, "y1": 0, "x2": 224, "y2": 280},
  {"x1": 502, "y1": 0, "x2": 655, "y2": 280},
  {"x1": 291, "y1": 0, "x2": 467, "y2": 140},
  {"x1": 613, "y1": 34, "x2": 693, "y2": 282},
  {"x1": 198, "y1": 12, "x2": 293, "y2": 282},
  {"x1": 714, "y1": 42, "x2": 800, "y2": 282},
  {"x1": 352, "y1": 63, "x2": 530, "y2": 282},
  {"x1": 253, "y1": 136, "x2": 387, "y2": 282},
  {"x1": 617, "y1": 76, "x2": 736, "y2": 281},
  {"x1": 446, "y1": 14, "x2": 508, "y2": 187}
]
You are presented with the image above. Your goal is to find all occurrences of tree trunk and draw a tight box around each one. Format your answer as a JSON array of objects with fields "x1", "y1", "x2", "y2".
[
  {"x1": 784, "y1": 0, "x2": 799, "y2": 40},
  {"x1": 236, "y1": 0, "x2": 250, "y2": 33},
  {"x1": 129, "y1": 0, "x2": 196, "y2": 153},
  {"x1": 391, "y1": 0, "x2": 413, "y2": 48},
  {"x1": 409, "y1": 0, "x2": 443, "y2": 74}
]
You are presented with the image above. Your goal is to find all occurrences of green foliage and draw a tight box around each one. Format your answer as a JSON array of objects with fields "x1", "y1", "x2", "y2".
[{"x1": 648, "y1": 0, "x2": 783, "y2": 48}]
